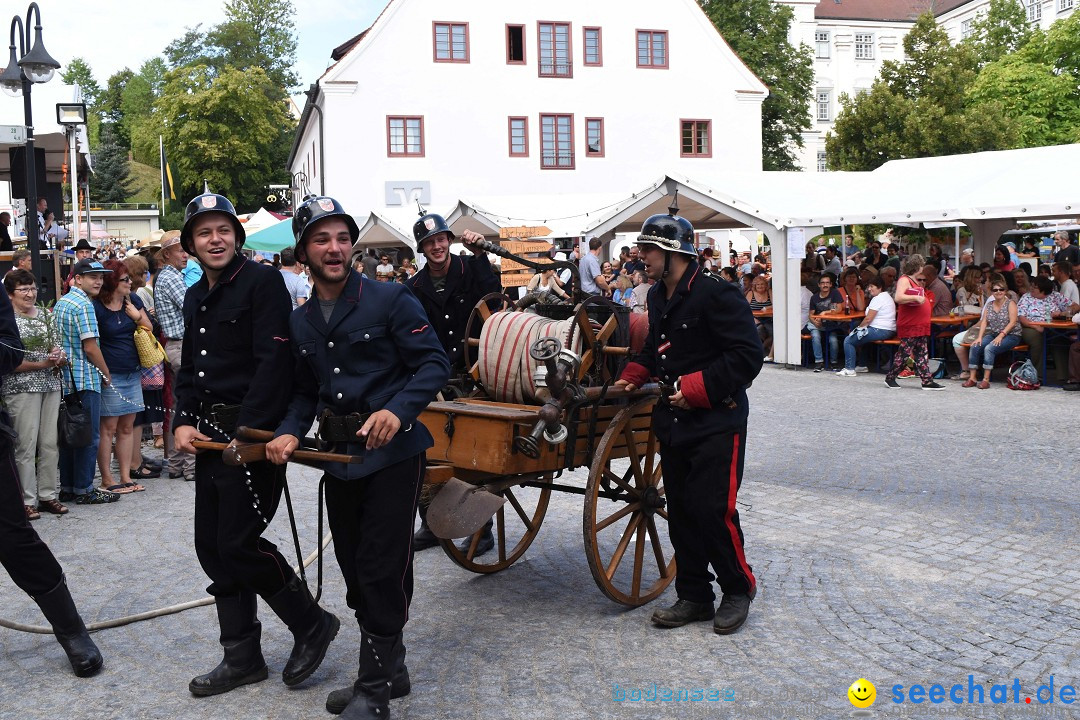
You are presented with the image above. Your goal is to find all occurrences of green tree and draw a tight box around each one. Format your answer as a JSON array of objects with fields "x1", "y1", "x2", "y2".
[
  {"x1": 100, "y1": 69, "x2": 135, "y2": 146},
  {"x1": 698, "y1": 0, "x2": 814, "y2": 170},
  {"x1": 966, "y1": 12, "x2": 1080, "y2": 148},
  {"x1": 156, "y1": 64, "x2": 294, "y2": 210},
  {"x1": 210, "y1": 0, "x2": 298, "y2": 89},
  {"x1": 91, "y1": 123, "x2": 133, "y2": 204},
  {"x1": 879, "y1": 13, "x2": 978, "y2": 106},
  {"x1": 962, "y1": 0, "x2": 1034, "y2": 66},
  {"x1": 826, "y1": 11, "x2": 1016, "y2": 170},
  {"x1": 60, "y1": 57, "x2": 101, "y2": 108}
]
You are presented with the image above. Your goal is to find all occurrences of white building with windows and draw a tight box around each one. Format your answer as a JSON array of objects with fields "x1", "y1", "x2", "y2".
[
  {"x1": 289, "y1": 0, "x2": 768, "y2": 239},
  {"x1": 778, "y1": 0, "x2": 1075, "y2": 173}
]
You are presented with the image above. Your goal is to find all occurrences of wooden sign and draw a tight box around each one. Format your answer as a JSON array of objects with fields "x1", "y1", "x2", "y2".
[
  {"x1": 499, "y1": 225, "x2": 551, "y2": 239},
  {"x1": 500, "y1": 271, "x2": 535, "y2": 288}
]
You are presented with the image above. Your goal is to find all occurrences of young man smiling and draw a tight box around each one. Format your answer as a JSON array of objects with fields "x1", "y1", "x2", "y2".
[
  {"x1": 173, "y1": 192, "x2": 338, "y2": 699},
  {"x1": 267, "y1": 195, "x2": 448, "y2": 720}
]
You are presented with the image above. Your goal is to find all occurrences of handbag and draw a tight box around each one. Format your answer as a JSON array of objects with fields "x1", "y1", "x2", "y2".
[
  {"x1": 134, "y1": 326, "x2": 166, "y2": 368},
  {"x1": 961, "y1": 324, "x2": 981, "y2": 345},
  {"x1": 140, "y1": 361, "x2": 165, "y2": 389},
  {"x1": 57, "y1": 363, "x2": 92, "y2": 449}
]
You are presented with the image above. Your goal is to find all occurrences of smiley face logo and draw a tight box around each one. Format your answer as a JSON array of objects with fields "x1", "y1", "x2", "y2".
[{"x1": 848, "y1": 678, "x2": 876, "y2": 708}]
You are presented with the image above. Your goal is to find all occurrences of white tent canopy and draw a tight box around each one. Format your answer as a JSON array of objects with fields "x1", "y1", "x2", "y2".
[{"x1": 351, "y1": 209, "x2": 415, "y2": 252}]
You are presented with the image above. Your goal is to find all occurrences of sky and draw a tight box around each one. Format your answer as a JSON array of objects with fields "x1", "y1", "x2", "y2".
[{"x1": 11, "y1": 0, "x2": 386, "y2": 93}]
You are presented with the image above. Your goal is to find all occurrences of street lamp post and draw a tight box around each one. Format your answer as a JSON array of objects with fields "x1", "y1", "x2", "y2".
[{"x1": 0, "y1": 2, "x2": 59, "y2": 293}]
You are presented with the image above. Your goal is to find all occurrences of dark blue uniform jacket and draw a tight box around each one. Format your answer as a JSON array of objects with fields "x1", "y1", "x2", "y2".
[{"x1": 276, "y1": 270, "x2": 450, "y2": 480}]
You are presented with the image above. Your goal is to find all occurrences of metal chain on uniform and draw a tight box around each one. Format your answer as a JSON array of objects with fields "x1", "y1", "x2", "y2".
[{"x1": 0, "y1": 339, "x2": 272, "y2": 527}]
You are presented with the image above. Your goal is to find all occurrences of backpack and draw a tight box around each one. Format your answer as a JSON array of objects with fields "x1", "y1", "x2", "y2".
[{"x1": 1006, "y1": 359, "x2": 1040, "y2": 391}]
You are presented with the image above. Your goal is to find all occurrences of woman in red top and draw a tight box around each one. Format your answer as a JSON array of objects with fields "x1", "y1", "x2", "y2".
[
  {"x1": 837, "y1": 268, "x2": 866, "y2": 312},
  {"x1": 885, "y1": 255, "x2": 944, "y2": 390}
]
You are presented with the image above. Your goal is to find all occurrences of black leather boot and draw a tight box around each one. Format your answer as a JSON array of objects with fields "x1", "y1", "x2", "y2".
[
  {"x1": 32, "y1": 575, "x2": 103, "y2": 678},
  {"x1": 713, "y1": 586, "x2": 757, "y2": 635},
  {"x1": 457, "y1": 518, "x2": 494, "y2": 557},
  {"x1": 264, "y1": 576, "x2": 339, "y2": 686},
  {"x1": 340, "y1": 630, "x2": 398, "y2": 720},
  {"x1": 189, "y1": 592, "x2": 268, "y2": 696},
  {"x1": 412, "y1": 503, "x2": 439, "y2": 551},
  {"x1": 326, "y1": 632, "x2": 409, "y2": 714},
  {"x1": 650, "y1": 598, "x2": 715, "y2": 628}
]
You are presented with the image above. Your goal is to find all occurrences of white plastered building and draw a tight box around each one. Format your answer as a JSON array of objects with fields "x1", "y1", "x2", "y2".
[{"x1": 289, "y1": 0, "x2": 769, "y2": 242}]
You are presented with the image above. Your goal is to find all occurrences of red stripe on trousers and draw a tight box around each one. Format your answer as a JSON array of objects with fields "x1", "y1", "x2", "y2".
[{"x1": 724, "y1": 432, "x2": 756, "y2": 593}]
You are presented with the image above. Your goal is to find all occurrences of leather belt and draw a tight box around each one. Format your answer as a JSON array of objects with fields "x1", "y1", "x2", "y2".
[
  {"x1": 316, "y1": 410, "x2": 372, "y2": 445},
  {"x1": 199, "y1": 403, "x2": 241, "y2": 435}
]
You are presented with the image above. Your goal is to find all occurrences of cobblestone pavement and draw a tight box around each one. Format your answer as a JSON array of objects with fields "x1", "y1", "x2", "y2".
[{"x1": 1, "y1": 365, "x2": 1078, "y2": 719}]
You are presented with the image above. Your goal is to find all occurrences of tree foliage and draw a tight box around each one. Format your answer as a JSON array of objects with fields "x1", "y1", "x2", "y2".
[
  {"x1": 966, "y1": 12, "x2": 1080, "y2": 147},
  {"x1": 164, "y1": 0, "x2": 298, "y2": 89},
  {"x1": 60, "y1": 57, "x2": 101, "y2": 108},
  {"x1": 698, "y1": 0, "x2": 814, "y2": 170},
  {"x1": 156, "y1": 64, "x2": 293, "y2": 209},
  {"x1": 826, "y1": 12, "x2": 1016, "y2": 170},
  {"x1": 91, "y1": 123, "x2": 133, "y2": 204},
  {"x1": 962, "y1": 0, "x2": 1033, "y2": 66}
]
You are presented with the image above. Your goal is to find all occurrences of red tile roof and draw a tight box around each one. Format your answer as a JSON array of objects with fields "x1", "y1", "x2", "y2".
[{"x1": 815, "y1": 0, "x2": 977, "y2": 22}]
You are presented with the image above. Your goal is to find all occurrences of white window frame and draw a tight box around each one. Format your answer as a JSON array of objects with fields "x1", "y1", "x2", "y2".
[
  {"x1": 1026, "y1": 0, "x2": 1042, "y2": 22},
  {"x1": 961, "y1": 18, "x2": 974, "y2": 39},
  {"x1": 815, "y1": 30, "x2": 830, "y2": 59},
  {"x1": 854, "y1": 33, "x2": 875, "y2": 60},
  {"x1": 816, "y1": 151, "x2": 828, "y2": 173},
  {"x1": 816, "y1": 90, "x2": 831, "y2": 122},
  {"x1": 1058, "y1": 0, "x2": 1072, "y2": 11}
]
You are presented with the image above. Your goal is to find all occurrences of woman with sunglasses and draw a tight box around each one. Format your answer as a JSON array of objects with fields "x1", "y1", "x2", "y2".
[
  {"x1": 963, "y1": 273, "x2": 1021, "y2": 389},
  {"x1": 92, "y1": 259, "x2": 153, "y2": 492}
]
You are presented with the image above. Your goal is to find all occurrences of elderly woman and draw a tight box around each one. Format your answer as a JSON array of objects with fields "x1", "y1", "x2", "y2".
[
  {"x1": 962, "y1": 273, "x2": 1021, "y2": 389},
  {"x1": 948, "y1": 267, "x2": 987, "y2": 379},
  {"x1": 837, "y1": 267, "x2": 867, "y2": 313},
  {"x1": 745, "y1": 274, "x2": 773, "y2": 361},
  {"x1": 1012, "y1": 267, "x2": 1032, "y2": 298},
  {"x1": 611, "y1": 274, "x2": 634, "y2": 307},
  {"x1": 93, "y1": 259, "x2": 153, "y2": 493},
  {"x1": 1, "y1": 270, "x2": 66, "y2": 519},
  {"x1": 884, "y1": 254, "x2": 944, "y2": 390},
  {"x1": 837, "y1": 275, "x2": 895, "y2": 376}
]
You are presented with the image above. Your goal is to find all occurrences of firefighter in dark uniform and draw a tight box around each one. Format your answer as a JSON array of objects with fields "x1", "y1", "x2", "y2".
[
  {"x1": 615, "y1": 208, "x2": 764, "y2": 635},
  {"x1": 173, "y1": 192, "x2": 339, "y2": 697},
  {"x1": 404, "y1": 213, "x2": 500, "y2": 552},
  {"x1": 265, "y1": 195, "x2": 449, "y2": 720},
  {"x1": 0, "y1": 289, "x2": 103, "y2": 678}
]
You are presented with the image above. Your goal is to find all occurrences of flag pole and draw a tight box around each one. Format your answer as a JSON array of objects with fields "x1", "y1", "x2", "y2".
[{"x1": 159, "y1": 135, "x2": 166, "y2": 216}]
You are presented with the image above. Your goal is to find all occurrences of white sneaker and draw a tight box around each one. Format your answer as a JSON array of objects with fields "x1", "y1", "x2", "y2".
[
  {"x1": 835, "y1": 368, "x2": 857, "y2": 377},
  {"x1": 854, "y1": 366, "x2": 869, "y2": 374}
]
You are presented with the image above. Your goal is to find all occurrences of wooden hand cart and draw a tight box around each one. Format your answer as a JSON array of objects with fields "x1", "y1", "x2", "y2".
[{"x1": 420, "y1": 285, "x2": 674, "y2": 607}]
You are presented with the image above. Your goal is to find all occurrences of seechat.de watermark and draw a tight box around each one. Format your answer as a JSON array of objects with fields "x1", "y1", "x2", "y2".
[
  {"x1": 890, "y1": 676, "x2": 1075, "y2": 706},
  {"x1": 612, "y1": 683, "x2": 735, "y2": 702}
]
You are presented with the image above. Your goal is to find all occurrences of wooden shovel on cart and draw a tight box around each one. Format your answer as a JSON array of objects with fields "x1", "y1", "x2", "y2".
[{"x1": 426, "y1": 383, "x2": 666, "y2": 539}]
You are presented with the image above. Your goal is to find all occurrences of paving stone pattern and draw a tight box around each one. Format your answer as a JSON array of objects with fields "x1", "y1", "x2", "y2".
[{"x1": 1, "y1": 365, "x2": 1077, "y2": 719}]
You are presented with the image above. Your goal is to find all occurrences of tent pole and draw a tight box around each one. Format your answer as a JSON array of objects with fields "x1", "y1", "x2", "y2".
[
  {"x1": 954, "y1": 225, "x2": 960, "y2": 270},
  {"x1": 840, "y1": 223, "x2": 846, "y2": 263}
]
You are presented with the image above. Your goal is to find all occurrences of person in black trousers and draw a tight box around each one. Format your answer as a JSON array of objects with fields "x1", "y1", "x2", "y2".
[
  {"x1": 173, "y1": 192, "x2": 337, "y2": 697},
  {"x1": 0, "y1": 288, "x2": 103, "y2": 677},
  {"x1": 267, "y1": 195, "x2": 449, "y2": 720},
  {"x1": 616, "y1": 207, "x2": 763, "y2": 635}
]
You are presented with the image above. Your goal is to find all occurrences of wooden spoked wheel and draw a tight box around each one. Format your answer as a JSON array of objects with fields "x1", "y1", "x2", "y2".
[
  {"x1": 440, "y1": 475, "x2": 552, "y2": 574},
  {"x1": 463, "y1": 293, "x2": 514, "y2": 380},
  {"x1": 583, "y1": 398, "x2": 675, "y2": 606},
  {"x1": 569, "y1": 296, "x2": 630, "y2": 384}
]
